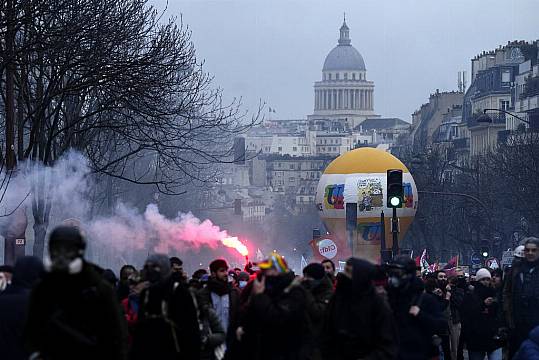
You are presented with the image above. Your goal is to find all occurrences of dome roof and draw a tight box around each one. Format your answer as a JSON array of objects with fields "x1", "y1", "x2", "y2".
[
  {"x1": 323, "y1": 45, "x2": 366, "y2": 71},
  {"x1": 322, "y1": 19, "x2": 366, "y2": 72}
]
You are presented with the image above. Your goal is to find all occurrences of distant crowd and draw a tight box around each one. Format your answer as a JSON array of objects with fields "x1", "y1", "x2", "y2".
[{"x1": 1, "y1": 225, "x2": 539, "y2": 360}]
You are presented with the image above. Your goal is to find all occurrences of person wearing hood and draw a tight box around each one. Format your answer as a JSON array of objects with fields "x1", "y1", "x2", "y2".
[
  {"x1": 0, "y1": 256, "x2": 43, "y2": 360},
  {"x1": 321, "y1": 257, "x2": 396, "y2": 360},
  {"x1": 24, "y1": 226, "x2": 127, "y2": 360},
  {"x1": 386, "y1": 255, "x2": 447, "y2": 360},
  {"x1": 130, "y1": 254, "x2": 200, "y2": 360},
  {"x1": 197, "y1": 259, "x2": 240, "y2": 353},
  {"x1": 513, "y1": 325, "x2": 539, "y2": 360},
  {"x1": 460, "y1": 268, "x2": 503, "y2": 360},
  {"x1": 510, "y1": 237, "x2": 539, "y2": 357},
  {"x1": 301, "y1": 262, "x2": 334, "y2": 360},
  {"x1": 237, "y1": 253, "x2": 312, "y2": 360}
]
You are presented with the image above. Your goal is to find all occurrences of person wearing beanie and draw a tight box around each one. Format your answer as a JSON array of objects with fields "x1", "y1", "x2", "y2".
[
  {"x1": 461, "y1": 268, "x2": 502, "y2": 360},
  {"x1": 197, "y1": 258, "x2": 240, "y2": 354},
  {"x1": 509, "y1": 236, "x2": 539, "y2": 357},
  {"x1": 24, "y1": 226, "x2": 127, "y2": 360},
  {"x1": 131, "y1": 253, "x2": 201, "y2": 360}
]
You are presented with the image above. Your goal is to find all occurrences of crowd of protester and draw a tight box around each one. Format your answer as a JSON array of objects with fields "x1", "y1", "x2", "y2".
[{"x1": 1, "y1": 225, "x2": 539, "y2": 360}]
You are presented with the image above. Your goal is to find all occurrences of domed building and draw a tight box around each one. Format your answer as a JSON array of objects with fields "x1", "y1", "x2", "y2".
[{"x1": 308, "y1": 18, "x2": 379, "y2": 129}]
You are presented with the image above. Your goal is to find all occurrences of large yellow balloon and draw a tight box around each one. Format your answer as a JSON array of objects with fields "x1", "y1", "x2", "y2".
[{"x1": 315, "y1": 148, "x2": 418, "y2": 263}]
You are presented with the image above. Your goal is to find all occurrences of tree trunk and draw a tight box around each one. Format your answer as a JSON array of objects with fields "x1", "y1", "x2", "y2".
[{"x1": 5, "y1": 0, "x2": 17, "y2": 169}]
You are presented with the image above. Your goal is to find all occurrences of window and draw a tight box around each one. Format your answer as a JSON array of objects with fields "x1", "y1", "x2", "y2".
[
  {"x1": 364, "y1": 140, "x2": 368, "y2": 144},
  {"x1": 501, "y1": 70, "x2": 511, "y2": 84},
  {"x1": 278, "y1": 146, "x2": 282, "y2": 151},
  {"x1": 293, "y1": 147, "x2": 297, "y2": 151},
  {"x1": 344, "y1": 73, "x2": 348, "y2": 80},
  {"x1": 328, "y1": 73, "x2": 332, "y2": 80},
  {"x1": 289, "y1": 177, "x2": 295, "y2": 183},
  {"x1": 500, "y1": 100, "x2": 510, "y2": 111},
  {"x1": 336, "y1": 73, "x2": 339, "y2": 80},
  {"x1": 289, "y1": 164, "x2": 294, "y2": 170},
  {"x1": 352, "y1": 73, "x2": 356, "y2": 80}
]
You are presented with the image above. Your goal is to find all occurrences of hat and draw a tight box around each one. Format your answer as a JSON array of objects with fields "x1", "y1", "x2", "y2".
[
  {"x1": 514, "y1": 245, "x2": 525, "y2": 258},
  {"x1": 48, "y1": 226, "x2": 86, "y2": 256},
  {"x1": 256, "y1": 253, "x2": 289, "y2": 273},
  {"x1": 303, "y1": 263, "x2": 326, "y2": 280},
  {"x1": 237, "y1": 271, "x2": 250, "y2": 281},
  {"x1": 475, "y1": 268, "x2": 492, "y2": 281},
  {"x1": 169, "y1": 257, "x2": 183, "y2": 267},
  {"x1": 209, "y1": 259, "x2": 229, "y2": 273}
]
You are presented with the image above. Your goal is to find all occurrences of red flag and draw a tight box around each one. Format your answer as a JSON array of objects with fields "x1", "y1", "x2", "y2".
[
  {"x1": 415, "y1": 256, "x2": 421, "y2": 267},
  {"x1": 443, "y1": 255, "x2": 458, "y2": 270}
]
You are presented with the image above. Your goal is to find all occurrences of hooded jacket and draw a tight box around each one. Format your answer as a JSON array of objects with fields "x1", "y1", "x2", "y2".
[
  {"x1": 322, "y1": 258, "x2": 397, "y2": 360},
  {"x1": 24, "y1": 261, "x2": 127, "y2": 360},
  {"x1": 388, "y1": 275, "x2": 447, "y2": 360},
  {"x1": 241, "y1": 272, "x2": 312, "y2": 360},
  {"x1": 0, "y1": 256, "x2": 43, "y2": 360},
  {"x1": 514, "y1": 325, "x2": 539, "y2": 360}
]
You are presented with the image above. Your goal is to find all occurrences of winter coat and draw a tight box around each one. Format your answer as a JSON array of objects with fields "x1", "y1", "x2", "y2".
[
  {"x1": 130, "y1": 278, "x2": 200, "y2": 360},
  {"x1": 197, "y1": 278, "x2": 240, "y2": 348},
  {"x1": 24, "y1": 261, "x2": 127, "y2": 360},
  {"x1": 388, "y1": 277, "x2": 447, "y2": 360},
  {"x1": 199, "y1": 304, "x2": 226, "y2": 360},
  {"x1": 449, "y1": 285, "x2": 464, "y2": 325},
  {"x1": 322, "y1": 259, "x2": 397, "y2": 360},
  {"x1": 303, "y1": 275, "x2": 334, "y2": 342},
  {"x1": 512, "y1": 260, "x2": 539, "y2": 331},
  {"x1": 0, "y1": 256, "x2": 43, "y2": 360},
  {"x1": 241, "y1": 272, "x2": 312, "y2": 360},
  {"x1": 514, "y1": 325, "x2": 539, "y2": 360},
  {"x1": 460, "y1": 282, "x2": 502, "y2": 352}
]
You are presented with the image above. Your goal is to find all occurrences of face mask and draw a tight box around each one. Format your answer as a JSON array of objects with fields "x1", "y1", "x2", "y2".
[
  {"x1": 146, "y1": 268, "x2": 162, "y2": 284},
  {"x1": 438, "y1": 280, "x2": 448, "y2": 288},
  {"x1": 457, "y1": 277, "x2": 467, "y2": 288},
  {"x1": 44, "y1": 255, "x2": 83, "y2": 274},
  {"x1": 388, "y1": 276, "x2": 401, "y2": 288},
  {"x1": 239, "y1": 280, "x2": 247, "y2": 289}
]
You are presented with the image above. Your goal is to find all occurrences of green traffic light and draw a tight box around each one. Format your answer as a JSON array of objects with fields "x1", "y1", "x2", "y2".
[{"x1": 390, "y1": 196, "x2": 401, "y2": 207}]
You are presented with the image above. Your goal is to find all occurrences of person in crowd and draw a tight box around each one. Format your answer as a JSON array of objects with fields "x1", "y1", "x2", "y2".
[
  {"x1": 0, "y1": 256, "x2": 43, "y2": 360},
  {"x1": 237, "y1": 271, "x2": 250, "y2": 290},
  {"x1": 301, "y1": 263, "x2": 334, "y2": 360},
  {"x1": 322, "y1": 258, "x2": 396, "y2": 360},
  {"x1": 386, "y1": 255, "x2": 447, "y2": 360},
  {"x1": 236, "y1": 253, "x2": 311, "y2": 360},
  {"x1": 434, "y1": 271, "x2": 452, "y2": 360},
  {"x1": 117, "y1": 264, "x2": 137, "y2": 301},
  {"x1": 103, "y1": 268, "x2": 119, "y2": 288},
  {"x1": 170, "y1": 256, "x2": 188, "y2": 288},
  {"x1": 448, "y1": 272, "x2": 465, "y2": 360},
  {"x1": 513, "y1": 325, "x2": 539, "y2": 360},
  {"x1": 191, "y1": 291, "x2": 226, "y2": 360},
  {"x1": 130, "y1": 254, "x2": 200, "y2": 360},
  {"x1": 24, "y1": 226, "x2": 127, "y2": 360},
  {"x1": 321, "y1": 259, "x2": 336, "y2": 284},
  {"x1": 460, "y1": 268, "x2": 503, "y2": 360},
  {"x1": 503, "y1": 245, "x2": 524, "y2": 319},
  {"x1": 372, "y1": 264, "x2": 389, "y2": 304},
  {"x1": 197, "y1": 259, "x2": 240, "y2": 351},
  {"x1": 121, "y1": 275, "x2": 149, "y2": 346},
  {"x1": 0, "y1": 264, "x2": 13, "y2": 292},
  {"x1": 189, "y1": 268, "x2": 209, "y2": 290},
  {"x1": 509, "y1": 237, "x2": 539, "y2": 357}
]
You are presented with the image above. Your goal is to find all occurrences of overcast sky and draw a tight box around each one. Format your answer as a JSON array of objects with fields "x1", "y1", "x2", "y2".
[{"x1": 151, "y1": 0, "x2": 539, "y2": 122}]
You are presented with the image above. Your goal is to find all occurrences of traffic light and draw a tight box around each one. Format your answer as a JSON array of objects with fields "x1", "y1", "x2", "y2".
[
  {"x1": 386, "y1": 169, "x2": 403, "y2": 208},
  {"x1": 480, "y1": 240, "x2": 490, "y2": 259}
]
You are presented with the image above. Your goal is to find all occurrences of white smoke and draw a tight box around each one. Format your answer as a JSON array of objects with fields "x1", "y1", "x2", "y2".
[{"x1": 0, "y1": 151, "x2": 237, "y2": 270}]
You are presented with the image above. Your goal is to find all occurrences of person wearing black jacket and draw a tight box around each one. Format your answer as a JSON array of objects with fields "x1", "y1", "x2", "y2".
[
  {"x1": 238, "y1": 253, "x2": 312, "y2": 360},
  {"x1": 448, "y1": 274, "x2": 465, "y2": 360},
  {"x1": 302, "y1": 263, "x2": 334, "y2": 360},
  {"x1": 460, "y1": 268, "x2": 502, "y2": 360},
  {"x1": 130, "y1": 254, "x2": 201, "y2": 360},
  {"x1": 322, "y1": 257, "x2": 397, "y2": 360},
  {"x1": 0, "y1": 256, "x2": 43, "y2": 360},
  {"x1": 24, "y1": 226, "x2": 127, "y2": 360},
  {"x1": 387, "y1": 256, "x2": 447, "y2": 360}
]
